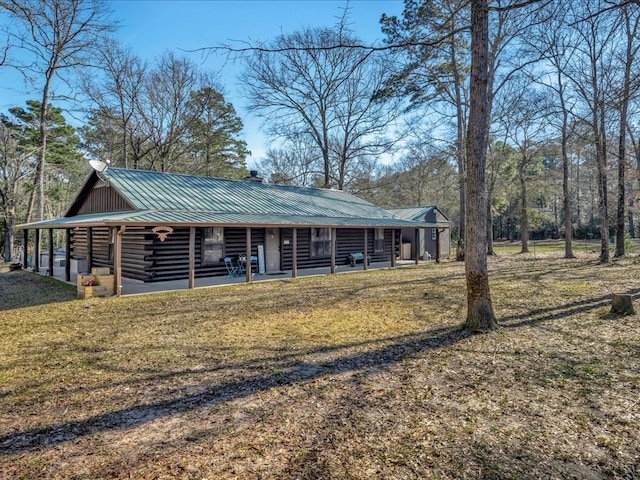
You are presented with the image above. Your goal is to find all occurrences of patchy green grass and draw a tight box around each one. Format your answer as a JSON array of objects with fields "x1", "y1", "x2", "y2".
[
  {"x1": 493, "y1": 238, "x2": 640, "y2": 256},
  {"x1": 0, "y1": 253, "x2": 639, "y2": 479},
  {"x1": 493, "y1": 239, "x2": 593, "y2": 255}
]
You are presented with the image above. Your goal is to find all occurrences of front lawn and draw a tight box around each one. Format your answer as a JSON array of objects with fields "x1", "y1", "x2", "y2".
[{"x1": 0, "y1": 253, "x2": 639, "y2": 479}]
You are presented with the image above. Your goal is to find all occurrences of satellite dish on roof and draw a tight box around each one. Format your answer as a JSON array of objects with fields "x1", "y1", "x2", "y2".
[{"x1": 89, "y1": 159, "x2": 109, "y2": 173}]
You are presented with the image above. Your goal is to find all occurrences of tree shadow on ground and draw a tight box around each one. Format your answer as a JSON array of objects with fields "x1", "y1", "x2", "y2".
[
  {"x1": 0, "y1": 270, "x2": 76, "y2": 311},
  {"x1": 2, "y1": 263, "x2": 637, "y2": 461},
  {"x1": 0, "y1": 326, "x2": 471, "y2": 455},
  {"x1": 3, "y1": 286, "x2": 638, "y2": 456},
  {"x1": 499, "y1": 288, "x2": 640, "y2": 329}
]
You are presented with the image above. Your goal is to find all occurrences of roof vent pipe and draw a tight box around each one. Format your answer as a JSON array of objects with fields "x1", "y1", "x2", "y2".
[{"x1": 245, "y1": 170, "x2": 263, "y2": 183}]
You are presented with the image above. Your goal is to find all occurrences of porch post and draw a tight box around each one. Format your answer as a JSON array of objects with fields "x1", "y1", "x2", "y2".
[
  {"x1": 22, "y1": 229, "x2": 29, "y2": 269},
  {"x1": 391, "y1": 228, "x2": 396, "y2": 267},
  {"x1": 34, "y1": 229, "x2": 40, "y2": 273},
  {"x1": 65, "y1": 229, "x2": 71, "y2": 281},
  {"x1": 436, "y1": 228, "x2": 441, "y2": 263},
  {"x1": 188, "y1": 226, "x2": 195, "y2": 289},
  {"x1": 330, "y1": 228, "x2": 336, "y2": 274},
  {"x1": 87, "y1": 227, "x2": 93, "y2": 272},
  {"x1": 114, "y1": 226, "x2": 123, "y2": 297},
  {"x1": 245, "y1": 227, "x2": 252, "y2": 282},
  {"x1": 292, "y1": 228, "x2": 298, "y2": 278},
  {"x1": 47, "y1": 230, "x2": 54, "y2": 276},
  {"x1": 414, "y1": 229, "x2": 420, "y2": 265},
  {"x1": 363, "y1": 228, "x2": 368, "y2": 271}
]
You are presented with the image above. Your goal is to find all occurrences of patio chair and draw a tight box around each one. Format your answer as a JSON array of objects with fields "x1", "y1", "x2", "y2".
[{"x1": 224, "y1": 257, "x2": 241, "y2": 277}]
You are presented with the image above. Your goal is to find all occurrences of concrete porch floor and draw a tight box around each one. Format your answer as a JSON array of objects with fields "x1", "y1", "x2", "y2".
[{"x1": 39, "y1": 260, "x2": 428, "y2": 297}]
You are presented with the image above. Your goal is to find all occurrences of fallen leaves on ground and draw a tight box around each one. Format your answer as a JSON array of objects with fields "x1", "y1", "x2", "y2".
[{"x1": 0, "y1": 253, "x2": 639, "y2": 479}]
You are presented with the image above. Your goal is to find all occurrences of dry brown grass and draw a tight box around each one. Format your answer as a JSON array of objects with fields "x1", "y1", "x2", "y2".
[{"x1": 0, "y1": 253, "x2": 639, "y2": 479}]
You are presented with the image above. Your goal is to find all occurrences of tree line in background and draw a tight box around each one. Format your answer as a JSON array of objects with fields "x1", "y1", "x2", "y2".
[{"x1": 1, "y1": 0, "x2": 639, "y2": 320}]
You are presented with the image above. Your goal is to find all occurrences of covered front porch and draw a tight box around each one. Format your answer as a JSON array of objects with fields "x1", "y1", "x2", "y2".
[{"x1": 37, "y1": 258, "x2": 430, "y2": 296}]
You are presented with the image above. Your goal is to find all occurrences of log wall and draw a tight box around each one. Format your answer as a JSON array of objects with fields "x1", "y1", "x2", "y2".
[
  {"x1": 282, "y1": 228, "x2": 396, "y2": 270},
  {"x1": 71, "y1": 226, "x2": 152, "y2": 281},
  {"x1": 145, "y1": 227, "x2": 266, "y2": 282},
  {"x1": 71, "y1": 226, "x2": 400, "y2": 283}
]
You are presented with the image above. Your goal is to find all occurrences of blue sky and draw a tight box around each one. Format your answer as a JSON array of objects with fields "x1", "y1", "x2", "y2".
[
  {"x1": 1, "y1": 0, "x2": 404, "y2": 167},
  {"x1": 112, "y1": 0, "x2": 404, "y2": 166}
]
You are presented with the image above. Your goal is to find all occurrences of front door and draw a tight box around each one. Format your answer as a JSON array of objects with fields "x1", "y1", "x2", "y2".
[{"x1": 265, "y1": 228, "x2": 280, "y2": 273}]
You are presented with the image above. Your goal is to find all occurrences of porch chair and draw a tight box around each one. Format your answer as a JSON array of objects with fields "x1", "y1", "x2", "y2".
[{"x1": 224, "y1": 257, "x2": 241, "y2": 277}]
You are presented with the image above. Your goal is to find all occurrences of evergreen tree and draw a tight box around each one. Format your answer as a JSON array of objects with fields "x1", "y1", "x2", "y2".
[{"x1": 184, "y1": 87, "x2": 249, "y2": 179}]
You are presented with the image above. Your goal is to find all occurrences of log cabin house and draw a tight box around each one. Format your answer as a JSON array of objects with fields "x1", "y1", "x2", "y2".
[{"x1": 18, "y1": 167, "x2": 446, "y2": 296}]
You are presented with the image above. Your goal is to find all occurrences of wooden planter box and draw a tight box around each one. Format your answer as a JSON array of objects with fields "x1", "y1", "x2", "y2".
[{"x1": 77, "y1": 273, "x2": 114, "y2": 298}]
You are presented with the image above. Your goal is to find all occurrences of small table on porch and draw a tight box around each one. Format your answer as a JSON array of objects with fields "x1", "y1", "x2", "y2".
[{"x1": 237, "y1": 255, "x2": 258, "y2": 274}]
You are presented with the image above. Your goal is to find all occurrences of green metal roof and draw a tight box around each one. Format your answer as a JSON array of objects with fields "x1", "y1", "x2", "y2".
[
  {"x1": 19, "y1": 168, "x2": 432, "y2": 230},
  {"x1": 101, "y1": 168, "x2": 397, "y2": 218},
  {"x1": 388, "y1": 206, "x2": 450, "y2": 228}
]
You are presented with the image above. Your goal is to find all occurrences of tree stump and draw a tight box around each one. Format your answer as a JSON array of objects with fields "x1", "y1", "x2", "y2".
[{"x1": 611, "y1": 293, "x2": 636, "y2": 316}]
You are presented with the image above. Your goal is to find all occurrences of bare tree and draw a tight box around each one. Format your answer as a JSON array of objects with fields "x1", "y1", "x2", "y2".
[
  {"x1": 81, "y1": 39, "x2": 146, "y2": 168},
  {"x1": 564, "y1": 0, "x2": 621, "y2": 263},
  {"x1": 0, "y1": 116, "x2": 33, "y2": 262},
  {"x1": 139, "y1": 52, "x2": 199, "y2": 172},
  {"x1": 258, "y1": 141, "x2": 322, "y2": 187},
  {"x1": 0, "y1": 0, "x2": 113, "y2": 222},
  {"x1": 485, "y1": 135, "x2": 515, "y2": 255},
  {"x1": 241, "y1": 21, "x2": 402, "y2": 190},
  {"x1": 521, "y1": 1, "x2": 578, "y2": 257},
  {"x1": 390, "y1": 143, "x2": 458, "y2": 207},
  {"x1": 628, "y1": 124, "x2": 640, "y2": 237},
  {"x1": 500, "y1": 87, "x2": 552, "y2": 252},
  {"x1": 381, "y1": 0, "x2": 470, "y2": 255},
  {"x1": 382, "y1": 0, "x2": 542, "y2": 261},
  {"x1": 613, "y1": 4, "x2": 640, "y2": 257}
]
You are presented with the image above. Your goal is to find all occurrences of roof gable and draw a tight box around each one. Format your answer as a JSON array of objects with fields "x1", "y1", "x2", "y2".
[{"x1": 67, "y1": 178, "x2": 133, "y2": 216}]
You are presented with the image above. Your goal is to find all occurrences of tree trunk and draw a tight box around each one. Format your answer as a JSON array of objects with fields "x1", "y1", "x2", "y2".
[
  {"x1": 36, "y1": 142, "x2": 46, "y2": 222},
  {"x1": 36, "y1": 66, "x2": 56, "y2": 223},
  {"x1": 631, "y1": 127, "x2": 640, "y2": 239},
  {"x1": 628, "y1": 196, "x2": 635, "y2": 238},
  {"x1": 616, "y1": 138, "x2": 626, "y2": 257},
  {"x1": 455, "y1": 96, "x2": 466, "y2": 261},
  {"x1": 615, "y1": 7, "x2": 636, "y2": 257},
  {"x1": 24, "y1": 177, "x2": 37, "y2": 224},
  {"x1": 596, "y1": 105, "x2": 610, "y2": 263},
  {"x1": 449, "y1": 17, "x2": 465, "y2": 258},
  {"x1": 463, "y1": 0, "x2": 496, "y2": 332},
  {"x1": 122, "y1": 123, "x2": 128, "y2": 169},
  {"x1": 558, "y1": 70, "x2": 574, "y2": 258},
  {"x1": 611, "y1": 293, "x2": 635, "y2": 315},
  {"x1": 486, "y1": 186, "x2": 494, "y2": 255},
  {"x1": 519, "y1": 163, "x2": 529, "y2": 253},
  {"x1": 3, "y1": 218, "x2": 12, "y2": 262}
]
